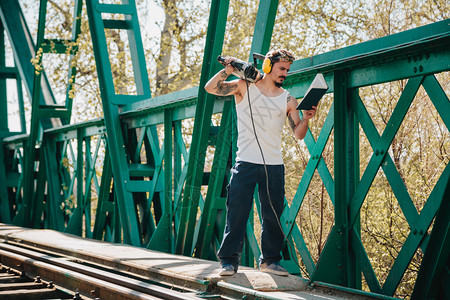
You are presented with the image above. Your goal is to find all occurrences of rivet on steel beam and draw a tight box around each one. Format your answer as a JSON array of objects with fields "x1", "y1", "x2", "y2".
[{"x1": 419, "y1": 66, "x2": 423, "y2": 72}]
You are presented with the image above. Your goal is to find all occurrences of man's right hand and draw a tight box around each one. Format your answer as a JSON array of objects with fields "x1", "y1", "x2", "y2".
[{"x1": 220, "y1": 57, "x2": 236, "y2": 75}]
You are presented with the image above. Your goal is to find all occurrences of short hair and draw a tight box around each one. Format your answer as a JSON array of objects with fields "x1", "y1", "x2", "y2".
[{"x1": 266, "y1": 49, "x2": 295, "y2": 63}]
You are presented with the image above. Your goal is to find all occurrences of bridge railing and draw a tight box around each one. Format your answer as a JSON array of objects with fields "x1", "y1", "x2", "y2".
[{"x1": 0, "y1": 0, "x2": 449, "y2": 297}]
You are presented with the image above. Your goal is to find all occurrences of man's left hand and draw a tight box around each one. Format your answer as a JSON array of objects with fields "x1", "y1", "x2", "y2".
[{"x1": 302, "y1": 106, "x2": 317, "y2": 120}]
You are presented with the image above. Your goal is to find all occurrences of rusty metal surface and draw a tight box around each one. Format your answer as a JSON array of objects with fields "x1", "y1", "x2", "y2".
[
  {"x1": 0, "y1": 264, "x2": 72, "y2": 300},
  {"x1": 0, "y1": 243, "x2": 204, "y2": 299}
]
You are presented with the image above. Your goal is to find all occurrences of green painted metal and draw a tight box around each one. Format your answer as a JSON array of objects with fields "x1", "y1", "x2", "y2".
[
  {"x1": 85, "y1": 0, "x2": 152, "y2": 246},
  {"x1": 311, "y1": 70, "x2": 356, "y2": 286},
  {"x1": 194, "y1": 100, "x2": 233, "y2": 259},
  {"x1": 0, "y1": 0, "x2": 448, "y2": 298},
  {"x1": 0, "y1": 0, "x2": 82, "y2": 228},
  {"x1": 411, "y1": 176, "x2": 450, "y2": 300},
  {"x1": 193, "y1": 0, "x2": 280, "y2": 260},
  {"x1": 0, "y1": 143, "x2": 10, "y2": 223},
  {"x1": 175, "y1": 0, "x2": 231, "y2": 256},
  {"x1": 0, "y1": 0, "x2": 48, "y2": 106},
  {"x1": 17, "y1": 0, "x2": 64, "y2": 227},
  {"x1": 0, "y1": 20, "x2": 6, "y2": 132},
  {"x1": 249, "y1": 0, "x2": 279, "y2": 63},
  {"x1": 0, "y1": 20, "x2": 10, "y2": 223}
]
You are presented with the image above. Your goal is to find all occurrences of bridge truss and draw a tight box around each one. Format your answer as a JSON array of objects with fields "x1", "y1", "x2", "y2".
[{"x1": 0, "y1": 0, "x2": 449, "y2": 299}]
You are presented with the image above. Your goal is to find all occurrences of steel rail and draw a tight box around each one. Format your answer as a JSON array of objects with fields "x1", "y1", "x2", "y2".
[
  {"x1": 0, "y1": 242, "x2": 204, "y2": 300},
  {"x1": 0, "y1": 265, "x2": 72, "y2": 300}
]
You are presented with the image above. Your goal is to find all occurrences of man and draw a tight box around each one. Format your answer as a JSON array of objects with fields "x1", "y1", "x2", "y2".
[{"x1": 204, "y1": 49, "x2": 317, "y2": 276}]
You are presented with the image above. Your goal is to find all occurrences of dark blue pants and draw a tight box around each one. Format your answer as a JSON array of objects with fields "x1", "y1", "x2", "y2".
[{"x1": 217, "y1": 161, "x2": 285, "y2": 271}]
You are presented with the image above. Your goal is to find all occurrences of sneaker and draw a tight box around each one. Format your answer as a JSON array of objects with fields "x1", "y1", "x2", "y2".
[
  {"x1": 260, "y1": 262, "x2": 289, "y2": 276},
  {"x1": 219, "y1": 264, "x2": 236, "y2": 276}
]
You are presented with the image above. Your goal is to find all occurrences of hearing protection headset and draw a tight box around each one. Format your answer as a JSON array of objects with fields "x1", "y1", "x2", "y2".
[
  {"x1": 262, "y1": 56, "x2": 273, "y2": 74},
  {"x1": 262, "y1": 53, "x2": 294, "y2": 74}
]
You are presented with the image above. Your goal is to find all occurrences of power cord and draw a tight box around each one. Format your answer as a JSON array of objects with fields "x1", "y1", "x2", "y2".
[{"x1": 243, "y1": 74, "x2": 309, "y2": 278}]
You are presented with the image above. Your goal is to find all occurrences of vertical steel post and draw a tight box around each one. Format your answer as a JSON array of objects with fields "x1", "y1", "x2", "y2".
[
  {"x1": 164, "y1": 110, "x2": 174, "y2": 252},
  {"x1": 312, "y1": 70, "x2": 357, "y2": 285},
  {"x1": 0, "y1": 20, "x2": 10, "y2": 223},
  {"x1": 249, "y1": 0, "x2": 279, "y2": 63},
  {"x1": 176, "y1": 0, "x2": 230, "y2": 256},
  {"x1": 332, "y1": 69, "x2": 350, "y2": 286},
  {"x1": 0, "y1": 20, "x2": 6, "y2": 132},
  {"x1": 85, "y1": 0, "x2": 152, "y2": 246},
  {"x1": 193, "y1": 0, "x2": 280, "y2": 261},
  {"x1": 411, "y1": 176, "x2": 450, "y2": 300}
]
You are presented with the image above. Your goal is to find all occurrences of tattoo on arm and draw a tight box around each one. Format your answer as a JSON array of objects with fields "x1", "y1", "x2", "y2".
[
  {"x1": 287, "y1": 95, "x2": 302, "y2": 133},
  {"x1": 288, "y1": 114, "x2": 296, "y2": 131},
  {"x1": 287, "y1": 95, "x2": 296, "y2": 103},
  {"x1": 288, "y1": 113, "x2": 305, "y2": 133},
  {"x1": 219, "y1": 70, "x2": 229, "y2": 79},
  {"x1": 214, "y1": 70, "x2": 237, "y2": 95},
  {"x1": 215, "y1": 81, "x2": 237, "y2": 95}
]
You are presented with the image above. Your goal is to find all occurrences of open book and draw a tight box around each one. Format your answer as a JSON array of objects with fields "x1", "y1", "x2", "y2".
[{"x1": 296, "y1": 73, "x2": 328, "y2": 110}]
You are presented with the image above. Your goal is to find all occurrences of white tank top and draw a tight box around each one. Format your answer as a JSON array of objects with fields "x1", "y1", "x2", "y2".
[{"x1": 235, "y1": 84, "x2": 288, "y2": 165}]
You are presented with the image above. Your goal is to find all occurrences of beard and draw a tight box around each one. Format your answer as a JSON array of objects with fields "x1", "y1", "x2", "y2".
[
  {"x1": 275, "y1": 81, "x2": 283, "y2": 88},
  {"x1": 275, "y1": 76, "x2": 286, "y2": 88}
]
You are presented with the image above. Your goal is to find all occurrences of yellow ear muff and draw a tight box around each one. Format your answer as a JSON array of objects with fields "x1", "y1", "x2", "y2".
[{"x1": 262, "y1": 57, "x2": 272, "y2": 74}]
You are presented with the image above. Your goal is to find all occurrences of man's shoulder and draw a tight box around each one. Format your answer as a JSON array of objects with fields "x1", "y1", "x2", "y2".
[{"x1": 286, "y1": 93, "x2": 298, "y2": 112}]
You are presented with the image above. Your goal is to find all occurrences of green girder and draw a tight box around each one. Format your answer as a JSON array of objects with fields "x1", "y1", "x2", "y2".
[{"x1": 0, "y1": 0, "x2": 449, "y2": 298}]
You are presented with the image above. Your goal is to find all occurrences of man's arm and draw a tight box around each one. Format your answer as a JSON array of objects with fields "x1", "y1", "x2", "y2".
[
  {"x1": 205, "y1": 69, "x2": 240, "y2": 96},
  {"x1": 286, "y1": 94, "x2": 316, "y2": 140},
  {"x1": 204, "y1": 58, "x2": 245, "y2": 100}
]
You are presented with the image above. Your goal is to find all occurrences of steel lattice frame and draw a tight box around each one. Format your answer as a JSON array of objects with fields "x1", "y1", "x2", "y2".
[{"x1": 0, "y1": 0, "x2": 449, "y2": 298}]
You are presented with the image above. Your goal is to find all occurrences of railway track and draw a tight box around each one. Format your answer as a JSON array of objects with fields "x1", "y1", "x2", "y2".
[
  {"x1": 0, "y1": 240, "x2": 214, "y2": 300},
  {"x1": 0, "y1": 225, "x2": 389, "y2": 300}
]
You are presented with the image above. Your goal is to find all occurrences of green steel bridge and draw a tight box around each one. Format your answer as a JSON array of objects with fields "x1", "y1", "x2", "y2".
[{"x1": 0, "y1": 0, "x2": 449, "y2": 299}]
